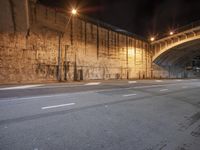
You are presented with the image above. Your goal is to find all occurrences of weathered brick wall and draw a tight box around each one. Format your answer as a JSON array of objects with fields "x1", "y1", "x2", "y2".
[
  {"x1": 0, "y1": 30, "x2": 59, "y2": 83},
  {"x1": 0, "y1": 1, "x2": 153, "y2": 84}
]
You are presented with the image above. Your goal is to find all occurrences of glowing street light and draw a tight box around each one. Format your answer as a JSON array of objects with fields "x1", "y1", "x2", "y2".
[
  {"x1": 71, "y1": 8, "x2": 77, "y2": 15},
  {"x1": 150, "y1": 37, "x2": 155, "y2": 42},
  {"x1": 64, "y1": 8, "x2": 78, "y2": 30},
  {"x1": 59, "y1": 8, "x2": 78, "y2": 81},
  {"x1": 170, "y1": 31, "x2": 174, "y2": 35}
]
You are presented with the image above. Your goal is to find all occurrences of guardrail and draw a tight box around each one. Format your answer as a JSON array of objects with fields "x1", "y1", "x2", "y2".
[{"x1": 156, "y1": 20, "x2": 200, "y2": 40}]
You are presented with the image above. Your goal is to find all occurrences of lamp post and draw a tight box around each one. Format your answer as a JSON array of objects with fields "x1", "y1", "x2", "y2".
[
  {"x1": 57, "y1": 8, "x2": 78, "y2": 81},
  {"x1": 64, "y1": 8, "x2": 78, "y2": 32}
]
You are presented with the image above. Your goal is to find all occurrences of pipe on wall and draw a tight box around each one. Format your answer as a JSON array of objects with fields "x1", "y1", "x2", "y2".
[{"x1": 25, "y1": 0, "x2": 30, "y2": 37}]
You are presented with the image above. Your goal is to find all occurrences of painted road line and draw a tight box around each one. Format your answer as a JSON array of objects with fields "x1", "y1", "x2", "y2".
[
  {"x1": 0, "y1": 82, "x2": 189, "y2": 102},
  {"x1": 182, "y1": 86, "x2": 188, "y2": 89},
  {"x1": 155, "y1": 80, "x2": 163, "y2": 82},
  {"x1": 41, "y1": 103, "x2": 75, "y2": 110},
  {"x1": 0, "y1": 85, "x2": 43, "y2": 90},
  {"x1": 0, "y1": 95, "x2": 56, "y2": 102},
  {"x1": 19, "y1": 84, "x2": 94, "y2": 90},
  {"x1": 176, "y1": 80, "x2": 182, "y2": 82},
  {"x1": 0, "y1": 91, "x2": 96, "y2": 102},
  {"x1": 85, "y1": 82, "x2": 101, "y2": 86},
  {"x1": 134, "y1": 84, "x2": 167, "y2": 89},
  {"x1": 160, "y1": 89, "x2": 169, "y2": 92},
  {"x1": 123, "y1": 94, "x2": 137, "y2": 97},
  {"x1": 128, "y1": 81, "x2": 137, "y2": 84},
  {"x1": 190, "y1": 79, "x2": 198, "y2": 81}
]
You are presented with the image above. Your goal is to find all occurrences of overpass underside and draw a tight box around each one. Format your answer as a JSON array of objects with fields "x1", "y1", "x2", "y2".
[{"x1": 153, "y1": 39, "x2": 200, "y2": 78}]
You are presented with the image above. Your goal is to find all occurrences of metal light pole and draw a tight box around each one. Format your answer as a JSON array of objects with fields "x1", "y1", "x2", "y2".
[
  {"x1": 57, "y1": 8, "x2": 78, "y2": 82},
  {"x1": 64, "y1": 45, "x2": 69, "y2": 80},
  {"x1": 57, "y1": 34, "x2": 62, "y2": 81}
]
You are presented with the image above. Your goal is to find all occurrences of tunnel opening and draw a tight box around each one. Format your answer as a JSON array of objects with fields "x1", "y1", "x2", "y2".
[{"x1": 153, "y1": 39, "x2": 200, "y2": 78}]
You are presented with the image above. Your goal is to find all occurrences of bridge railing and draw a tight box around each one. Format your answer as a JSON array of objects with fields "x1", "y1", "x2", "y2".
[
  {"x1": 156, "y1": 20, "x2": 200, "y2": 40},
  {"x1": 175, "y1": 20, "x2": 200, "y2": 33}
]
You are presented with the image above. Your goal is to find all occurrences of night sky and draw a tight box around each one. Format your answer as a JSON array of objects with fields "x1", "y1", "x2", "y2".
[{"x1": 39, "y1": 0, "x2": 200, "y2": 38}]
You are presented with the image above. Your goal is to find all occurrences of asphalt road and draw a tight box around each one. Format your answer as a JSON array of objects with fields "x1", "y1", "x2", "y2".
[{"x1": 0, "y1": 79, "x2": 200, "y2": 150}]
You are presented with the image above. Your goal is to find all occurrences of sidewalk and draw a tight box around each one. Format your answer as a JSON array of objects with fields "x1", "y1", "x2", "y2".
[
  {"x1": 0, "y1": 79, "x2": 130, "y2": 88},
  {"x1": 0, "y1": 78, "x2": 196, "y2": 89}
]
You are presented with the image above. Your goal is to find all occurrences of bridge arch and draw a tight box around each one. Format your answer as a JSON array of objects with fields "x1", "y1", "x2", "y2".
[
  {"x1": 151, "y1": 23, "x2": 200, "y2": 65},
  {"x1": 153, "y1": 35, "x2": 200, "y2": 64},
  {"x1": 151, "y1": 24, "x2": 200, "y2": 78}
]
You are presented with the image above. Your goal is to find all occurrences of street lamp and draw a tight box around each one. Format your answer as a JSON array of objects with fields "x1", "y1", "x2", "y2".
[
  {"x1": 64, "y1": 8, "x2": 78, "y2": 29},
  {"x1": 58, "y1": 8, "x2": 78, "y2": 82},
  {"x1": 71, "y1": 8, "x2": 77, "y2": 15},
  {"x1": 70, "y1": 8, "x2": 78, "y2": 81},
  {"x1": 170, "y1": 31, "x2": 174, "y2": 35},
  {"x1": 150, "y1": 37, "x2": 155, "y2": 42}
]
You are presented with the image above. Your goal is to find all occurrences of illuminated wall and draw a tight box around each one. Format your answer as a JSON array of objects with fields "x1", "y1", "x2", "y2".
[{"x1": 0, "y1": 1, "x2": 152, "y2": 83}]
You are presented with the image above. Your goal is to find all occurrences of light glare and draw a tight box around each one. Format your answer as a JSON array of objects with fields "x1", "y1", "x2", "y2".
[
  {"x1": 150, "y1": 37, "x2": 155, "y2": 42},
  {"x1": 72, "y1": 9, "x2": 77, "y2": 15}
]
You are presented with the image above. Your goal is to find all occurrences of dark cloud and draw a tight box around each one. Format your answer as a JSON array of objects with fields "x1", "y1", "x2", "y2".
[{"x1": 38, "y1": 0, "x2": 200, "y2": 38}]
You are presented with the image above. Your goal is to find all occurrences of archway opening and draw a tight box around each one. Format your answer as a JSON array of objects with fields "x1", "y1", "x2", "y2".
[{"x1": 153, "y1": 39, "x2": 200, "y2": 78}]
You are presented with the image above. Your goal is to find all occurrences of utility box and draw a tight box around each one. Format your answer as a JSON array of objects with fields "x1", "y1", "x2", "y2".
[{"x1": 77, "y1": 69, "x2": 83, "y2": 81}]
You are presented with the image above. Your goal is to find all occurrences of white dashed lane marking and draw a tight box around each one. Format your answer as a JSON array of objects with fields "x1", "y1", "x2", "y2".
[
  {"x1": 182, "y1": 86, "x2": 188, "y2": 89},
  {"x1": 134, "y1": 84, "x2": 168, "y2": 89},
  {"x1": 41, "y1": 103, "x2": 75, "y2": 110},
  {"x1": 123, "y1": 94, "x2": 137, "y2": 97},
  {"x1": 155, "y1": 80, "x2": 163, "y2": 82},
  {"x1": 160, "y1": 89, "x2": 169, "y2": 92},
  {"x1": 85, "y1": 82, "x2": 101, "y2": 86},
  {"x1": 176, "y1": 80, "x2": 182, "y2": 82},
  {"x1": 128, "y1": 81, "x2": 137, "y2": 84},
  {"x1": 0, "y1": 85, "x2": 43, "y2": 90}
]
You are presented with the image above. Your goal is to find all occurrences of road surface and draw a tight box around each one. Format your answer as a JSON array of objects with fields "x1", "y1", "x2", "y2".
[{"x1": 0, "y1": 79, "x2": 200, "y2": 150}]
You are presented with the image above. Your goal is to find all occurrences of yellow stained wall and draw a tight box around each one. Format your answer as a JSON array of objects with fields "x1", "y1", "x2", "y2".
[{"x1": 0, "y1": 1, "x2": 152, "y2": 83}]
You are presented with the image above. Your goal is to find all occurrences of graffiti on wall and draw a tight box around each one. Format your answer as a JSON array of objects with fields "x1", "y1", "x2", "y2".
[{"x1": 35, "y1": 63, "x2": 57, "y2": 79}]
